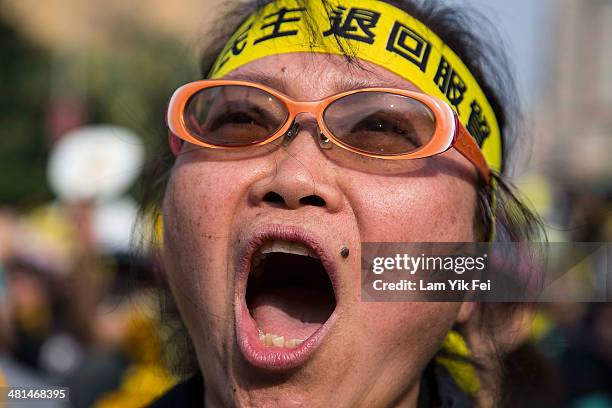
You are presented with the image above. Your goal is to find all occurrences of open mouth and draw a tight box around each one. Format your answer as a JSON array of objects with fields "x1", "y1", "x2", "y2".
[
  {"x1": 235, "y1": 229, "x2": 340, "y2": 370},
  {"x1": 246, "y1": 241, "x2": 336, "y2": 348}
]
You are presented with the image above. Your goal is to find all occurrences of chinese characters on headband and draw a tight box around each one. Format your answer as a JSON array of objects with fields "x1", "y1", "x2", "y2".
[
  {"x1": 466, "y1": 101, "x2": 491, "y2": 146},
  {"x1": 385, "y1": 21, "x2": 431, "y2": 73},
  {"x1": 434, "y1": 57, "x2": 466, "y2": 114},
  {"x1": 323, "y1": 6, "x2": 379, "y2": 43},
  {"x1": 211, "y1": 5, "x2": 491, "y2": 147},
  {"x1": 254, "y1": 7, "x2": 306, "y2": 44},
  {"x1": 214, "y1": 22, "x2": 253, "y2": 70}
]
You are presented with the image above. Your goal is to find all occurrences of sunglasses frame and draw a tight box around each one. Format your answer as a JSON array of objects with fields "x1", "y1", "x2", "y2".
[{"x1": 167, "y1": 79, "x2": 490, "y2": 183}]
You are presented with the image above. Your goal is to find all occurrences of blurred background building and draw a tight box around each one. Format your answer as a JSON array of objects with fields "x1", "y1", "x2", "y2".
[
  {"x1": 535, "y1": 0, "x2": 612, "y2": 190},
  {"x1": 0, "y1": 1, "x2": 610, "y2": 407}
]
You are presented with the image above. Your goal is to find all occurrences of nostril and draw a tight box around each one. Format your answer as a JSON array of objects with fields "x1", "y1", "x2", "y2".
[
  {"x1": 299, "y1": 195, "x2": 326, "y2": 207},
  {"x1": 261, "y1": 191, "x2": 326, "y2": 208},
  {"x1": 263, "y1": 191, "x2": 285, "y2": 204}
]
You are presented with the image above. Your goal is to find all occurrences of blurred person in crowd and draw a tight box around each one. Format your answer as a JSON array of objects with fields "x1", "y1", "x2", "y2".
[
  {"x1": 0, "y1": 210, "x2": 16, "y2": 351},
  {"x1": 0, "y1": 203, "x2": 175, "y2": 406},
  {"x1": 557, "y1": 304, "x2": 612, "y2": 405},
  {"x1": 140, "y1": 0, "x2": 549, "y2": 406},
  {"x1": 4, "y1": 258, "x2": 55, "y2": 370},
  {"x1": 0, "y1": 264, "x2": 12, "y2": 351}
]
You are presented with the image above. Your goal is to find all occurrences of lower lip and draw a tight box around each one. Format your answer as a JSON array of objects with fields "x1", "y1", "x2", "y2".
[{"x1": 235, "y1": 297, "x2": 337, "y2": 370}]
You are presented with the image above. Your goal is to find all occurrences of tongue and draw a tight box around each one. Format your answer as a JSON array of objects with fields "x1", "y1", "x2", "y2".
[{"x1": 250, "y1": 287, "x2": 334, "y2": 340}]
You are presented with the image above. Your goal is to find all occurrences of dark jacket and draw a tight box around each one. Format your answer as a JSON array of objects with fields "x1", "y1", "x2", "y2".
[{"x1": 148, "y1": 364, "x2": 473, "y2": 407}]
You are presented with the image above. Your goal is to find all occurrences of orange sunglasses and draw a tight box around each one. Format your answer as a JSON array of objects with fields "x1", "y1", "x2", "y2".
[{"x1": 167, "y1": 79, "x2": 490, "y2": 183}]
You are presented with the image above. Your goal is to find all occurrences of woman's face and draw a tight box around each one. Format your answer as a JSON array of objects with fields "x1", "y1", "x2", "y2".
[{"x1": 163, "y1": 53, "x2": 478, "y2": 407}]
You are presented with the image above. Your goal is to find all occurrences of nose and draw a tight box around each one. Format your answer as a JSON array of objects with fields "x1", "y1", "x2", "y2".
[{"x1": 248, "y1": 123, "x2": 343, "y2": 212}]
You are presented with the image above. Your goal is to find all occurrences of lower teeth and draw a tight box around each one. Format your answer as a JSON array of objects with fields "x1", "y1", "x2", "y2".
[{"x1": 258, "y1": 332, "x2": 305, "y2": 348}]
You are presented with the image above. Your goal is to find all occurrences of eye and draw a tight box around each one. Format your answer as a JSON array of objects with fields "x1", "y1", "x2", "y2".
[
  {"x1": 225, "y1": 112, "x2": 255, "y2": 124},
  {"x1": 350, "y1": 112, "x2": 422, "y2": 148},
  {"x1": 208, "y1": 106, "x2": 268, "y2": 131},
  {"x1": 184, "y1": 85, "x2": 288, "y2": 145},
  {"x1": 200, "y1": 101, "x2": 280, "y2": 144},
  {"x1": 359, "y1": 117, "x2": 400, "y2": 132}
]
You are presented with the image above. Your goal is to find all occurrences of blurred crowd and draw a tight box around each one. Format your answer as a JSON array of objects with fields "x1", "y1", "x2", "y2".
[
  {"x1": 0, "y1": 203, "x2": 176, "y2": 407},
  {"x1": 0, "y1": 6, "x2": 190, "y2": 405}
]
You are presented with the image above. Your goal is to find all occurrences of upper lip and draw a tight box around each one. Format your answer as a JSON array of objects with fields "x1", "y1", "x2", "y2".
[{"x1": 234, "y1": 223, "x2": 340, "y2": 370}]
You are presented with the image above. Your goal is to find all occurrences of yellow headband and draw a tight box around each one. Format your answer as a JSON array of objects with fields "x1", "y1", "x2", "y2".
[{"x1": 209, "y1": 0, "x2": 502, "y2": 173}]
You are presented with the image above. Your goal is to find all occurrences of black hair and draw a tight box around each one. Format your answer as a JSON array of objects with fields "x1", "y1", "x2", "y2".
[{"x1": 138, "y1": 0, "x2": 546, "y2": 404}]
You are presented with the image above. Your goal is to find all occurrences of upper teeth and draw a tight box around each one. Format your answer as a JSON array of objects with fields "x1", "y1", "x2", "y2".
[{"x1": 259, "y1": 241, "x2": 317, "y2": 258}]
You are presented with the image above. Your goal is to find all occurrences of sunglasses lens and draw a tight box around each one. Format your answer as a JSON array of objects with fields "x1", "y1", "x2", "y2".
[
  {"x1": 323, "y1": 92, "x2": 436, "y2": 155},
  {"x1": 184, "y1": 85, "x2": 288, "y2": 146}
]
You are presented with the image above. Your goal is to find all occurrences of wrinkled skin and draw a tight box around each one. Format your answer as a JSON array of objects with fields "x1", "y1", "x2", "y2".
[{"x1": 163, "y1": 53, "x2": 477, "y2": 407}]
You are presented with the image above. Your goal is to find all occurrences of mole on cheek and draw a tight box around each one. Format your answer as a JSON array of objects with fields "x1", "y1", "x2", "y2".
[{"x1": 340, "y1": 247, "x2": 349, "y2": 258}]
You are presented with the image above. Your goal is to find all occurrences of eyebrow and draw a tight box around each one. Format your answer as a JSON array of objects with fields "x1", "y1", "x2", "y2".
[{"x1": 224, "y1": 71, "x2": 414, "y2": 95}]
